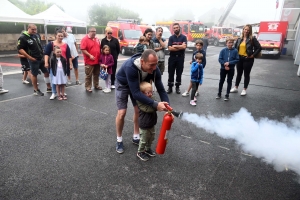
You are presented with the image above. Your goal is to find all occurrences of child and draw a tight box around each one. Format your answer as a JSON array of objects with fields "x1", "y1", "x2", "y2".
[
  {"x1": 134, "y1": 36, "x2": 147, "y2": 54},
  {"x1": 99, "y1": 45, "x2": 114, "y2": 93},
  {"x1": 50, "y1": 46, "x2": 69, "y2": 100},
  {"x1": 217, "y1": 38, "x2": 239, "y2": 101},
  {"x1": 0, "y1": 65, "x2": 9, "y2": 94},
  {"x1": 182, "y1": 40, "x2": 206, "y2": 97},
  {"x1": 136, "y1": 81, "x2": 157, "y2": 161},
  {"x1": 190, "y1": 53, "x2": 204, "y2": 106}
]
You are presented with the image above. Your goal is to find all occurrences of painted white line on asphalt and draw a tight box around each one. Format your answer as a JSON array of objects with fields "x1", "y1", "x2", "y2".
[
  {"x1": 241, "y1": 152, "x2": 253, "y2": 157},
  {"x1": 3, "y1": 71, "x2": 22, "y2": 75},
  {"x1": 181, "y1": 135, "x2": 191, "y2": 139},
  {"x1": 199, "y1": 140, "x2": 210, "y2": 145},
  {"x1": 217, "y1": 145, "x2": 230, "y2": 150},
  {"x1": 0, "y1": 94, "x2": 32, "y2": 103}
]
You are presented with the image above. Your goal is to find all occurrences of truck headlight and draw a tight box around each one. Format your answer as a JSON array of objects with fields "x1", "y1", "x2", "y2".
[{"x1": 273, "y1": 48, "x2": 279, "y2": 52}]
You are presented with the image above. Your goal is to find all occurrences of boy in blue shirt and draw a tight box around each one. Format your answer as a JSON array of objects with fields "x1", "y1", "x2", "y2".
[
  {"x1": 217, "y1": 38, "x2": 239, "y2": 101},
  {"x1": 182, "y1": 40, "x2": 206, "y2": 97},
  {"x1": 190, "y1": 53, "x2": 203, "y2": 106}
]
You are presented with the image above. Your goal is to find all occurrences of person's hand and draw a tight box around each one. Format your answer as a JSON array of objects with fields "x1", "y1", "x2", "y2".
[
  {"x1": 89, "y1": 54, "x2": 95, "y2": 60},
  {"x1": 29, "y1": 57, "x2": 36, "y2": 62},
  {"x1": 45, "y1": 64, "x2": 49, "y2": 68},
  {"x1": 157, "y1": 102, "x2": 168, "y2": 111},
  {"x1": 190, "y1": 61, "x2": 192, "y2": 64},
  {"x1": 225, "y1": 66, "x2": 230, "y2": 70},
  {"x1": 224, "y1": 62, "x2": 229, "y2": 66},
  {"x1": 70, "y1": 64, "x2": 73, "y2": 70},
  {"x1": 248, "y1": 55, "x2": 254, "y2": 58}
]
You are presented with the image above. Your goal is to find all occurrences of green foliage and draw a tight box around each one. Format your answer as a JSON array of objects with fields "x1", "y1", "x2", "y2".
[
  {"x1": 88, "y1": 3, "x2": 142, "y2": 26},
  {"x1": 8, "y1": 0, "x2": 64, "y2": 15}
]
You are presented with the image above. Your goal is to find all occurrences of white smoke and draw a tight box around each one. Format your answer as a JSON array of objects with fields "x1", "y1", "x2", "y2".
[{"x1": 181, "y1": 108, "x2": 300, "y2": 177}]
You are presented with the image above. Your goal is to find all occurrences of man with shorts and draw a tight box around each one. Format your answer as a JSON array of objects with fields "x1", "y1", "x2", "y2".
[
  {"x1": 153, "y1": 27, "x2": 166, "y2": 75},
  {"x1": 167, "y1": 23, "x2": 187, "y2": 94},
  {"x1": 18, "y1": 24, "x2": 51, "y2": 96},
  {"x1": 115, "y1": 49, "x2": 169, "y2": 154},
  {"x1": 62, "y1": 27, "x2": 81, "y2": 85}
]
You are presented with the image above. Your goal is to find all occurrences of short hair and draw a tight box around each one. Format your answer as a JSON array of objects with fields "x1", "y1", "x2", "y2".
[
  {"x1": 27, "y1": 24, "x2": 36, "y2": 29},
  {"x1": 195, "y1": 53, "x2": 203, "y2": 60},
  {"x1": 195, "y1": 40, "x2": 203, "y2": 46},
  {"x1": 140, "y1": 81, "x2": 152, "y2": 92},
  {"x1": 226, "y1": 37, "x2": 235, "y2": 43},
  {"x1": 139, "y1": 36, "x2": 146, "y2": 43},
  {"x1": 141, "y1": 49, "x2": 158, "y2": 62},
  {"x1": 105, "y1": 26, "x2": 113, "y2": 33},
  {"x1": 102, "y1": 45, "x2": 110, "y2": 53},
  {"x1": 156, "y1": 27, "x2": 163, "y2": 32},
  {"x1": 88, "y1": 27, "x2": 96, "y2": 32},
  {"x1": 173, "y1": 23, "x2": 180, "y2": 27},
  {"x1": 143, "y1": 28, "x2": 153, "y2": 37},
  {"x1": 54, "y1": 46, "x2": 61, "y2": 52}
]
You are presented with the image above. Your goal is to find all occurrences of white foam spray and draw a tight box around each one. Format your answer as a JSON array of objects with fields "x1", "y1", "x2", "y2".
[{"x1": 181, "y1": 108, "x2": 300, "y2": 177}]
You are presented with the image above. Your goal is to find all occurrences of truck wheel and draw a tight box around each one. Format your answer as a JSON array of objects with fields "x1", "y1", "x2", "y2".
[
  {"x1": 275, "y1": 53, "x2": 281, "y2": 59},
  {"x1": 121, "y1": 47, "x2": 126, "y2": 55},
  {"x1": 214, "y1": 40, "x2": 219, "y2": 46}
]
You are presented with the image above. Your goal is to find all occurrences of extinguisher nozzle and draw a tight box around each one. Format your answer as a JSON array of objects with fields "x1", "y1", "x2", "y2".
[{"x1": 171, "y1": 110, "x2": 183, "y2": 119}]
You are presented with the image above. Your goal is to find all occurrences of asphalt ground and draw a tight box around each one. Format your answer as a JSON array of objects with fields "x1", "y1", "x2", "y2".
[{"x1": 1, "y1": 47, "x2": 300, "y2": 199}]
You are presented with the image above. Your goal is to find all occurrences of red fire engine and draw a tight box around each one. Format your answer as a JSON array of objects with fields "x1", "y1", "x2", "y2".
[{"x1": 206, "y1": 26, "x2": 234, "y2": 46}]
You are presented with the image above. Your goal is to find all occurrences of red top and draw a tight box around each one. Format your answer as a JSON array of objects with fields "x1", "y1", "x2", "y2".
[{"x1": 81, "y1": 35, "x2": 101, "y2": 65}]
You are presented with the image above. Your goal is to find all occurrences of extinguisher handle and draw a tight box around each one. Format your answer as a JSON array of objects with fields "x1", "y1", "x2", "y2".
[{"x1": 165, "y1": 104, "x2": 173, "y2": 111}]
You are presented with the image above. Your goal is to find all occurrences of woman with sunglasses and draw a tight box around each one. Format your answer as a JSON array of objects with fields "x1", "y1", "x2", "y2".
[{"x1": 101, "y1": 27, "x2": 120, "y2": 89}]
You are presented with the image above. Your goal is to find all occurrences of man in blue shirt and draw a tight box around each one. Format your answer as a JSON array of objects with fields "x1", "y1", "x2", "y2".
[{"x1": 167, "y1": 23, "x2": 187, "y2": 94}]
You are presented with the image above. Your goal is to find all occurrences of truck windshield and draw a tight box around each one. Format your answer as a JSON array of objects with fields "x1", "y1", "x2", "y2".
[
  {"x1": 258, "y1": 33, "x2": 281, "y2": 42},
  {"x1": 124, "y1": 30, "x2": 142, "y2": 39},
  {"x1": 222, "y1": 28, "x2": 233, "y2": 34},
  {"x1": 190, "y1": 24, "x2": 205, "y2": 33}
]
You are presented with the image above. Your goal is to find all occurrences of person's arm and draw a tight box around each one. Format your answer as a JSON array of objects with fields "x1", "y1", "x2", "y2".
[
  {"x1": 191, "y1": 62, "x2": 198, "y2": 73},
  {"x1": 199, "y1": 64, "x2": 204, "y2": 85},
  {"x1": 66, "y1": 45, "x2": 73, "y2": 70},
  {"x1": 168, "y1": 36, "x2": 179, "y2": 52},
  {"x1": 155, "y1": 38, "x2": 166, "y2": 51},
  {"x1": 218, "y1": 49, "x2": 225, "y2": 65},
  {"x1": 17, "y1": 38, "x2": 36, "y2": 61},
  {"x1": 81, "y1": 38, "x2": 95, "y2": 60},
  {"x1": 252, "y1": 37, "x2": 262, "y2": 57},
  {"x1": 173, "y1": 36, "x2": 187, "y2": 50},
  {"x1": 107, "y1": 55, "x2": 114, "y2": 67},
  {"x1": 154, "y1": 69, "x2": 169, "y2": 104},
  {"x1": 229, "y1": 50, "x2": 240, "y2": 65},
  {"x1": 18, "y1": 54, "x2": 26, "y2": 58},
  {"x1": 202, "y1": 51, "x2": 207, "y2": 68},
  {"x1": 115, "y1": 38, "x2": 120, "y2": 57}
]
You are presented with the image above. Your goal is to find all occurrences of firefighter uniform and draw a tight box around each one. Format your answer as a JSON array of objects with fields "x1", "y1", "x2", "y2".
[{"x1": 167, "y1": 34, "x2": 187, "y2": 92}]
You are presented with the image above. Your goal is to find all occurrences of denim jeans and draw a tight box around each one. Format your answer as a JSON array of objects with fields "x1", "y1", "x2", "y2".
[{"x1": 50, "y1": 68, "x2": 57, "y2": 94}]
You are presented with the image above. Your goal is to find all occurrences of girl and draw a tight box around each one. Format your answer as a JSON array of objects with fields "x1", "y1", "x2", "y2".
[
  {"x1": 50, "y1": 46, "x2": 69, "y2": 100},
  {"x1": 99, "y1": 45, "x2": 114, "y2": 93}
]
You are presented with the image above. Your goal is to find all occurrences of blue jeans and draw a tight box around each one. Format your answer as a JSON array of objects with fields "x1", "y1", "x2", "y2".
[{"x1": 50, "y1": 68, "x2": 57, "y2": 94}]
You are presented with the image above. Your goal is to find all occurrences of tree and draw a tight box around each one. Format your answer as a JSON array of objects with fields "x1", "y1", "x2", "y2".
[
  {"x1": 8, "y1": 0, "x2": 64, "y2": 15},
  {"x1": 88, "y1": 4, "x2": 142, "y2": 26}
]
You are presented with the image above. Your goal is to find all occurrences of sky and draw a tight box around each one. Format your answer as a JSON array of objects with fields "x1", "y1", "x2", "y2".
[{"x1": 43, "y1": 0, "x2": 283, "y2": 25}]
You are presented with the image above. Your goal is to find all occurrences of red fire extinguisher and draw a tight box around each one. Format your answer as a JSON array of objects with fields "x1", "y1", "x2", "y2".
[{"x1": 156, "y1": 105, "x2": 176, "y2": 154}]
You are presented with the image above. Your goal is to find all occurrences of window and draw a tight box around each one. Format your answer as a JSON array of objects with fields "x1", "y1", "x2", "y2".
[{"x1": 123, "y1": 30, "x2": 142, "y2": 39}]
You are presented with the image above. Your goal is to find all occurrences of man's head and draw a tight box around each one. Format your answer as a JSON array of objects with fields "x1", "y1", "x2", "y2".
[
  {"x1": 195, "y1": 40, "x2": 203, "y2": 51},
  {"x1": 173, "y1": 23, "x2": 180, "y2": 35},
  {"x1": 140, "y1": 81, "x2": 153, "y2": 98},
  {"x1": 226, "y1": 38, "x2": 234, "y2": 49},
  {"x1": 195, "y1": 53, "x2": 203, "y2": 64},
  {"x1": 140, "y1": 49, "x2": 158, "y2": 74},
  {"x1": 156, "y1": 27, "x2": 163, "y2": 38},
  {"x1": 27, "y1": 24, "x2": 37, "y2": 35},
  {"x1": 88, "y1": 27, "x2": 97, "y2": 38}
]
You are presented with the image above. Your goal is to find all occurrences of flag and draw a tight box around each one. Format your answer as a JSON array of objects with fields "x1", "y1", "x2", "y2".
[{"x1": 276, "y1": 0, "x2": 279, "y2": 9}]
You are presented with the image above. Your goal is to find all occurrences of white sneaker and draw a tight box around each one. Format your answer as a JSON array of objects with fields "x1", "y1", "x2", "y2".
[
  {"x1": 103, "y1": 88, "x2": 111, "y2": 93},
  {"x1": 241, "y1": 89, "x2": 247, "y2": 96},
  {"x1": 22, "y1": 80, "x2": 30, "y2": 84},
  {"x1": 190, "y1": 100, "x2": 196, "y2": 106},
  {"x1": 50, "y1": 93, "x2": 57, "y2": 100},
  {"x1": 182, "y1": 90, "x2": 189, "y2": 97},
  {"x1": 111, "y1": 85, "x2": 115, "y2": 89},
  {"x1": 67, "y1": 80, "x2": 72, "y2": 85},
  {"x1": 195, "y1": 91, "x2": 199, "y2": 96},
  {"x1": 64, "y1": 93, "x2": 67, "y2": 96},
  {"x1": 0, "y1": 89, "x2": 9, "y2": 94},
  {"x1": 230, "y1": 87, "x2": 238, "y2": 93}
]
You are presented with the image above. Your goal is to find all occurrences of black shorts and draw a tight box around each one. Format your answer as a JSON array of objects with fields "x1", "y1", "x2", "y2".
[{"x1": 21, "y1": 59, "x2": 30, "y2": 72}]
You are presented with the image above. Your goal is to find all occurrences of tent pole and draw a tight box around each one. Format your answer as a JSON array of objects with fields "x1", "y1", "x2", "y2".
[{"x1": 45, "y1": 24, "x2": 48, "y2": 44}]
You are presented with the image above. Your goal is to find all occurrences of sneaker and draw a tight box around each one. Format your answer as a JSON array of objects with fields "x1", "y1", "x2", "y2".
[
  {"x1": 145, "y1": 149, "x2": 156, "y2": 157},
  {"x1": 33, "y1": 89, "x2": 44, "y2": 96},
  {"x1": 22, "y1": 80, "x2": 30, "y2": 84},
  {"x1": 230, "y1": 87, "x2": 238, "y2": 93},
  {"x1": 75, "y1": 80, "x2": 81, "y2": 85},
  {"x1": 137, "y1": 152, "x2": 149, "y2": 161},
  {"x1": 46, "y1": 88, "x2": 52, "y2": 93},
  {"x1": 103, "y1": 88, "x2": 111, "y2": 93},
  {"x1": 175, "y1": 87, "x2": 181, "y2": 94},
  {"x1": 182, "y1": 90, "x2": 189, "y2": 96},
  {"x1": 111, "y1": 85, "x2": 115, "y2": 89},
  {"x1": 116, "y1": 142, "x2": 124, "y2": 154},
  {"x1": 0, "y1": 89, "x2": 9, "y2": 94},
  {"x1": 167, "y1": 87, "x2": 172, "y2": 94},
  {"x1": 190, "y1": 100, "x2": 196, "y2": 106},
  {"x1": 195, "y1": 91, "x2": 199, "y2": 97},
  {"x1": 132, "y1": 138, "x2": 140, "y2": 145},
  {"x1": 194, "y1": 97, "x2": 197, "y2": 102},
  {"x1": 67, "y1": 80, "x2": 72, "y2": 85},
  {"x1": 64, "y1": 93, "x2": 67, "y2": 96},
  {"x1": 224, "y1": 95, "x2": 229, "y2": 101},
  {"x1": 241, "y1": 89, "x2": 247, "y2": 96},
  {"x1": 216, "y1": 94, "x2": 221, "y2": 99},
  {"x1": 49, "y1": 93, "x2": 57, "y2": 100}
]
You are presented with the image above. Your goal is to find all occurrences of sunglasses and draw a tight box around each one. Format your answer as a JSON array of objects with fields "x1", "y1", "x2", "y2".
[{"x1": 107, "y1": 32, "x2": 112, "y2": 34}]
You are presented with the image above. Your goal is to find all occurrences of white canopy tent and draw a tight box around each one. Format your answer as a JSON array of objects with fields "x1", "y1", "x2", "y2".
[
  {"x1": 0, "y1": 0, "x2": 44, "y2": 24},
  {"x1": 32, "y1": 5, "x2": 87, "y2": 43}
]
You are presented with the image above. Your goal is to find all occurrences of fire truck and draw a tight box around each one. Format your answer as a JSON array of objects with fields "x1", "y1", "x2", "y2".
[
  {"x1": 155, "y1": 20, "x2": 206, "y2": 51},
  {"x1": 107, "y1": 18, "x2": 143, "y2": 55},
  {"x1": 206, "y1": 26, "x2": 234, "y2": 46}
]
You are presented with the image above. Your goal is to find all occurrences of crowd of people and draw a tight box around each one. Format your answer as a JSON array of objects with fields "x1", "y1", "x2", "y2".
[{"x1": 1, "y1": 23, "x2": 261, "y2": 161}]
